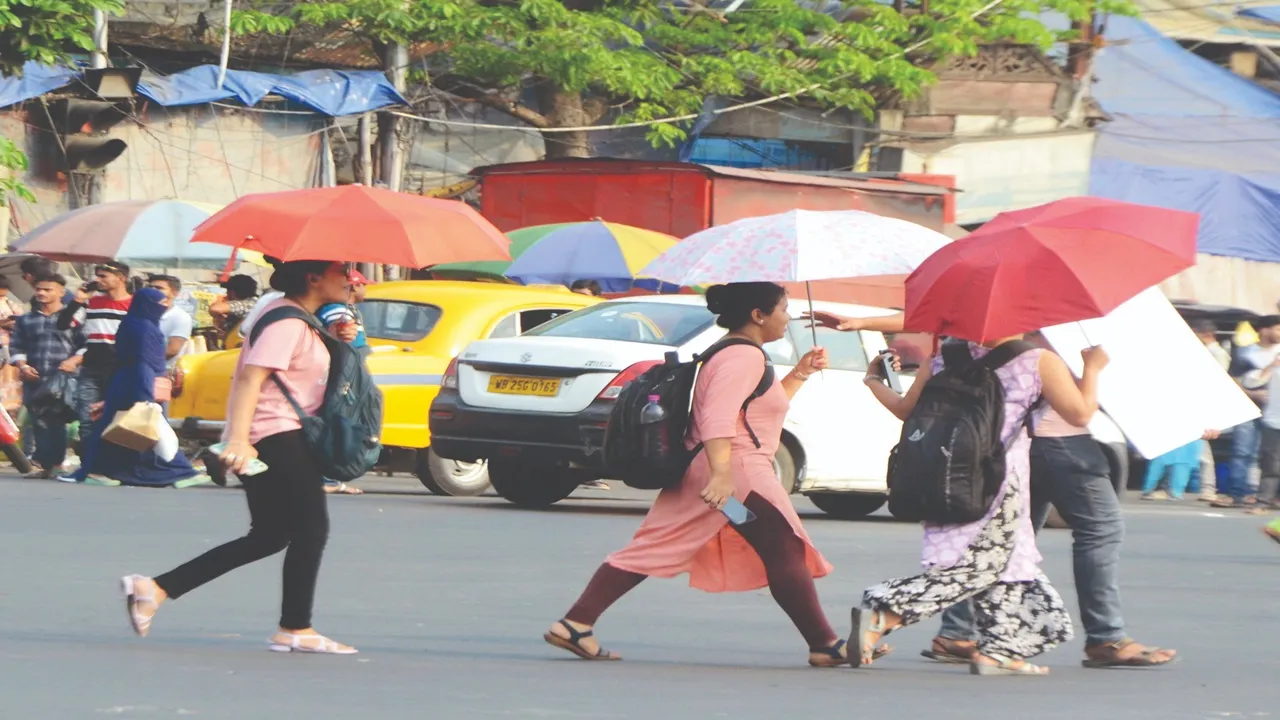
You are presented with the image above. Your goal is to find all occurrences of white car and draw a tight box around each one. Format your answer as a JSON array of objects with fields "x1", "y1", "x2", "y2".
[{"x1": 429, "y1": 295, "x2": 909, "y2": 518}]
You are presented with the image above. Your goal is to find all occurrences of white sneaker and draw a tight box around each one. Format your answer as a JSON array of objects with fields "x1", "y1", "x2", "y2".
[{"x1": 56, "y1": 474, "x2": 79, "y2": 483}]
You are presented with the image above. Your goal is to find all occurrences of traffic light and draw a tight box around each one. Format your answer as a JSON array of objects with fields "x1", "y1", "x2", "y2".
[
  {"x1": 42, "y1": 67, "x2": 141, "y2": 174},
  {"x1": 47, "y1": 98, "x2": 129, "y2": 172}
]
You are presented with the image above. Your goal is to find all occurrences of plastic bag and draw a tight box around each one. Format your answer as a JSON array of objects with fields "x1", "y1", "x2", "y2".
[{"x1": 154, "y1": 405, "x2": 179, "y2": 462}]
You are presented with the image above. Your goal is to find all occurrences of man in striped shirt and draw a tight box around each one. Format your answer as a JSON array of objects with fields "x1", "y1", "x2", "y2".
[{"x1": 58, "y1": 261, "x2": 132, "y2": 451}]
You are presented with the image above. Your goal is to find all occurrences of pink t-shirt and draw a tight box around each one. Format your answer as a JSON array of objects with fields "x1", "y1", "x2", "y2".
[{"x1": 231, "y1": 298, "x2": 330, "y2": 444}]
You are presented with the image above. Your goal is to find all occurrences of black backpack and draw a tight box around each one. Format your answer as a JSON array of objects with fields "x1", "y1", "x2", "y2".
[
  {"x1": 886, "y1": 339, "x2": 1038, "y2": 524},
  {"x1": 249, "y1": 306, "x2": 385, "y2": 481},
  {"x1": 602, "y1": 338, "x2": 774, "y2": 490}
]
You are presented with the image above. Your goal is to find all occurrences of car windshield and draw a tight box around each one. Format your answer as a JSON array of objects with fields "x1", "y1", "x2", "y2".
[
  {"x1": 357, "y1": 300, "x2": 443, "y2": 342},
  {"x1": 523, "y1": 301, "x2": 715, "y2": 346}
]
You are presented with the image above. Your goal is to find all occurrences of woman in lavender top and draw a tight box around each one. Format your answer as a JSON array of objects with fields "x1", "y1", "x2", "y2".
[{"x1": 852, "y1": 336, "x2": 1109, "y2": 676}]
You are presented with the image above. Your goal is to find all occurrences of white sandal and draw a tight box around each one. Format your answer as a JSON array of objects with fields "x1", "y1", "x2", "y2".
[
  {"x1": 971, "y1": 652, "x2": 1049, "y2": 676},
  {"x1": 268, "y1": 632, "x2": 358, "y2": 655},
  {"x1": 121, "y1": 575, "x2": 159, "y2": 637}
]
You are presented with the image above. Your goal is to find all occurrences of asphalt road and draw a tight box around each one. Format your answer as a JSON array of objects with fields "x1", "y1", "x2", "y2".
[{"x1": 1, "y1": 473, "x2": 1276, "y2": 720}]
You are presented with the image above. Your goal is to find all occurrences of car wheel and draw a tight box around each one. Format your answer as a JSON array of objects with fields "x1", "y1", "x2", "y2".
[
  {"x1": 772, "y1": 443, "x2": 799, "y2": 494},
  {"x1": 416, "y1": 448, "x2": 491, "y2": 497},
  {"x1": 488, "y1": 459, "x2": 581, "y2": 508},
  {"x1": 2, "y1": 442, "x2": 32, "y2": 475},
  {"x1": 807, "y1": 493, "x2": 886, "y2": 519}
]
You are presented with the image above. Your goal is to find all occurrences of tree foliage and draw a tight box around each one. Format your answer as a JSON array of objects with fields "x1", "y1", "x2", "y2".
[
  {"x1": 235, "y1": 0, "x2": 1124, "y2": 157},
  {"x1": 0, "y1": 0, "x2": 123, "y2": 77}
]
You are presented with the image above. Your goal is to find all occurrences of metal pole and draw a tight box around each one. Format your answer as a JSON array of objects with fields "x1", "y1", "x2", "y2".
[
  {"x1": 358, "y1": 113, "x2": 374, "y2": 185},
  {"x1": 91, "y1": 10, "x2": 108, "y2": 69},
  {"x1": 217, "y1": 0, "x2": 234, "y2": 90},
  {"x1": 380, "y1": 42, "x2": 408, "y2": 281},
  {"x1": 321, "y1": 119, "x2": 336, "y2": 188}
]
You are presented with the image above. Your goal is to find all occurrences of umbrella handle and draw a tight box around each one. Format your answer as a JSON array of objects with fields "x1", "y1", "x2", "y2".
[
  {"x1": 806, "y1": 281, "x2": 824, "y2": 379},
  {"x1": 1077, "y1": 321, "x2": 1095, "y2": 347}
]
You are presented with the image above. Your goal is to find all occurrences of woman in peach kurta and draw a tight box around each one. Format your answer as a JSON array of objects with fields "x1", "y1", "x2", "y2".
[{"x1": 544, "y1": 282, "x2": 849, "y2": 667}]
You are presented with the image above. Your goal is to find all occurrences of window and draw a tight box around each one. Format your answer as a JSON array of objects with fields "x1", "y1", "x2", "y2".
[
  {"x1": 519, "y1": 308, "x2": 572, "y2": 332},
  {"x1": 765, "y1": 320, "x2": 868, "y2": 372},
  {"x1": 488, "y1": 313, "x2": 519, "y2": 339},
  {"x1": 358, "y1": 300, "x2": 443, "y2": 342},
  {"x1": 524, "y1": 302, "x2": 715, "y2": 347}
]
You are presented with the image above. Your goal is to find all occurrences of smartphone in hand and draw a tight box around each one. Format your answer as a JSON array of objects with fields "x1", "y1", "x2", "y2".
[
  {"x1": 879, "y1": 350, "x2": 903, "y2": 394},
  {"x1": 721, "y1": 496, "x2": 757, "y2": 526},
  {"x1": 207, "y1": 442, "x2": 270, "y2": 476}
]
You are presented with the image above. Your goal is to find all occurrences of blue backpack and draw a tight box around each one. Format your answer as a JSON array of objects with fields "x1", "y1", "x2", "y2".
[{"x1": 249, "y1": 306, "x2": 384, "y2": 481}]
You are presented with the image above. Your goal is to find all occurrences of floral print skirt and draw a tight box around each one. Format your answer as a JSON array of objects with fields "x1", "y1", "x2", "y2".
[{"x1": 862, "y1": 478, "x2": 1074, "y2": 660}]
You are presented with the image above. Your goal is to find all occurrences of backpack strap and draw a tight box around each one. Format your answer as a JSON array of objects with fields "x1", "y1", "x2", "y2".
[
  {"x1": 247, "y1": 305, "x2": 339, "y2": 422},
  {"x1": 695, "y1": 337, "x2": 776, "y2": 449},
  {"x1": 980, "y1": 339, "x2": 1039, "y2": 371}
]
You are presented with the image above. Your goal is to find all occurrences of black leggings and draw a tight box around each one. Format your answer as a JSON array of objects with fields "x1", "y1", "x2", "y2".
[
  {"x1": 565, "y1": 492, "x2": 837, "y2": 650},
  {"x1": 154, "y1": 430, "x2": 328, "y2": 630}
]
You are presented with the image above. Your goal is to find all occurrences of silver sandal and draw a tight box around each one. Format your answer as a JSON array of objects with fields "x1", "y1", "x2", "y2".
[
  {"x1": 849, "y1": 607, "x2": 894, "y2": 667},
  {"x1": 121, "y1": 575, "x2": 159, "y2": 637},
  {"x1": 268, "y1": 632, "x2": 358, "y2": 655},
  {"x1": 971, "y1": 652, "x2": 1049, "y2": 676}
]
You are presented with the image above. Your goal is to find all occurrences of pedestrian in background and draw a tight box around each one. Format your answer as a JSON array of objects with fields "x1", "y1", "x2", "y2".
[
  {"x1": 9, "y1": 274, "x2": 83, "y2": 478},
  {"x1": 318, "y1": 270, "x2": 367, "y2": 496},
  {"x1": 57, "y1": 261, "x2": 132, "y2": 463},
  {"x1": 121, "y1": 259, "x2": 357, "y2": 655},
  {"x1": 70, "y1": 288, "x2": 206, "y2": 488},
  {"x1": 1215, "y1": 315, "x2": 1280, "y2": 508},
  {"x1": 147, "y1": 275, "x2": 193, "y2": 371},
  {"x1": 570, "y1": 279, "x2": 602, "y2": 297},
  {"x1": 1243, "y1": 351, "x2": 1280, "y2": 514},
  {"x1": 0, "y1": 276, "x2": 25, "y2": 366},
  {"x1": 1192, "y1": 320, "x2": 1230, "y2": 500},
  {"x1": 544, "y1": 283, "x2": 849, "y2": 667}
]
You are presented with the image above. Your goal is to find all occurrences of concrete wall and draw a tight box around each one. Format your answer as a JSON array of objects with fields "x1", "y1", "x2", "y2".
[
  {"x1": 898, "y1": 128, "x2": 1097, "y2": 224},
  {"x1": 2, "y1": 103, "x2": 323, "y2": 236}
]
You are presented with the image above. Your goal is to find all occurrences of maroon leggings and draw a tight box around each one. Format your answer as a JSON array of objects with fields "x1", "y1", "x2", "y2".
[{"x1": 565, "y1": 492, "x2": 837, "y2": 651}]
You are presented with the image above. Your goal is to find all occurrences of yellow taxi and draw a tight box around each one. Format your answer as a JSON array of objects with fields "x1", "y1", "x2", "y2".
[{"x1": 168, "y1": 281, "x2": 599, "y2": 495}]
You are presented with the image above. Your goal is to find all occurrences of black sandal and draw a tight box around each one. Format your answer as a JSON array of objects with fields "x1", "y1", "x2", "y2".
[
  {"x1": 809, "y1": 639, "x2": 849, "y2": 667},
  {"x1": 543, "y1": 619, "x2": 621, "y2": 661}
]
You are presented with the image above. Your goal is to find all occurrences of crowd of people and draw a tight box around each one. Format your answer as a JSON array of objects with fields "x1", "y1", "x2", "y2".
[{"x1": 1, "y1": 254, "x2": 1272, "y2": 668}]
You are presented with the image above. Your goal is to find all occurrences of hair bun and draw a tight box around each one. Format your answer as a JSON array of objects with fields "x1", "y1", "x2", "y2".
[{"x1": 705, "y1": 285, "x2": 727, "y2": 314}]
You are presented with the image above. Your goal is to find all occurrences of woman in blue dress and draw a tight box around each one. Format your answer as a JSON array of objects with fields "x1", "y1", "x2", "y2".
[{"x1": 72, "y1": 288, "x2": 206, "y2": 487}]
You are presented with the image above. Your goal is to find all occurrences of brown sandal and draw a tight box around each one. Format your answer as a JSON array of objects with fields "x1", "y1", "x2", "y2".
[
  {"x1": 1083, "y1": 639, "x2": 1177, "y2": 668},
  {"x1": 921, "y1": 636, "x2": 976, "y2": 664}
]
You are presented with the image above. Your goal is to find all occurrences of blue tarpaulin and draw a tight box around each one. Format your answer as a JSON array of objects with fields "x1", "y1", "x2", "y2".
[
  {"x1": 0, "y1": 62, "x2": 78, "y2": 109},
  {"x1": 0, "y1": 63, "x2": 405, "y2": 116},
  {"x1": 1089, "y1": 15, "x2": 1280, "y2": 263},
  {"x1": 137, "y1": 65, "x2": 405, "y2": 115}
]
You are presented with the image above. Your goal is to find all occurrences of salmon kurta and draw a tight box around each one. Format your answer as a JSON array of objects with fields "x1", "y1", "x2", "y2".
[{"x1": 607, "y1": 344, "x2": 833, "y2": 592}]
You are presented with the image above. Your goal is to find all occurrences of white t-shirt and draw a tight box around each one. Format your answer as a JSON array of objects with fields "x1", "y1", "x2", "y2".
[
  {"x1": 237, "y1": 291, "x2": 285, "y2": 340},
  {"x1": 160, "y1": 307, "x2": 194, "y2": 369}
]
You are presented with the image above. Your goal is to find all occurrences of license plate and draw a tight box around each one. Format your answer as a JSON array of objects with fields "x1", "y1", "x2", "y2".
[{"x1": 487, "y1": 375, "x2": 562, "y2": 397}]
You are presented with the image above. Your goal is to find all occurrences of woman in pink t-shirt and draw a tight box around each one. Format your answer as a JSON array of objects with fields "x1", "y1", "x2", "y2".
[{"x1": 120, "y1": 259, "x2": 357, "y2": 655}]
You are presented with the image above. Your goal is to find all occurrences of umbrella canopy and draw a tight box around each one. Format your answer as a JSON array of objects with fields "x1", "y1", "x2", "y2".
[
  {"x1": 427, "y1": 223, "x2": 555, "y2": 277},
  {"x1": 503, "y1": 221, "x2": 680, "y2": 292},
  {"x1": 189, "y1": 185, "x2": 510, "y2": 266},
  {"x1": 639, "y1": 209, "x2": 951, "y2": 286},
  {"x1": 11, "y1": 199, "x2": 244, "y2": 268},
  {"x1": 904, "y1": 197, "x2": 1200, "y2": 342}
]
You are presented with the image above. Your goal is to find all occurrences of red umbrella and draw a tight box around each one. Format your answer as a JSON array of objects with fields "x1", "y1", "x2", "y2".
[
  {"x1": 904, "y1": 197, "x2": 1199, "y2": 343},
  {"x1": 190, "y1": 185, "x2": 511, "y2": 267}
]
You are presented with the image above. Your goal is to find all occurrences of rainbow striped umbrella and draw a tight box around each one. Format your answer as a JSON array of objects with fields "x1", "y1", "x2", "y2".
[{"x1": 502, "y1": 221, "x2": 680, "y2": 293}]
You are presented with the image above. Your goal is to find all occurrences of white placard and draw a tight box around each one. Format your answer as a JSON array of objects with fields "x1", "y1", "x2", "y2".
[{"x1": 1040, "y1": 287, "x2": 1260, "y2": 459}]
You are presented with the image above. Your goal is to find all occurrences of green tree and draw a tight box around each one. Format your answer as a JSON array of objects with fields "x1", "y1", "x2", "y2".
[
  {"x1": 0, "y1": 0, "x2": 123, "y2": 206},
  {"x1": 237, "y1": 0, "x2": 1119, "y2": 159}
]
